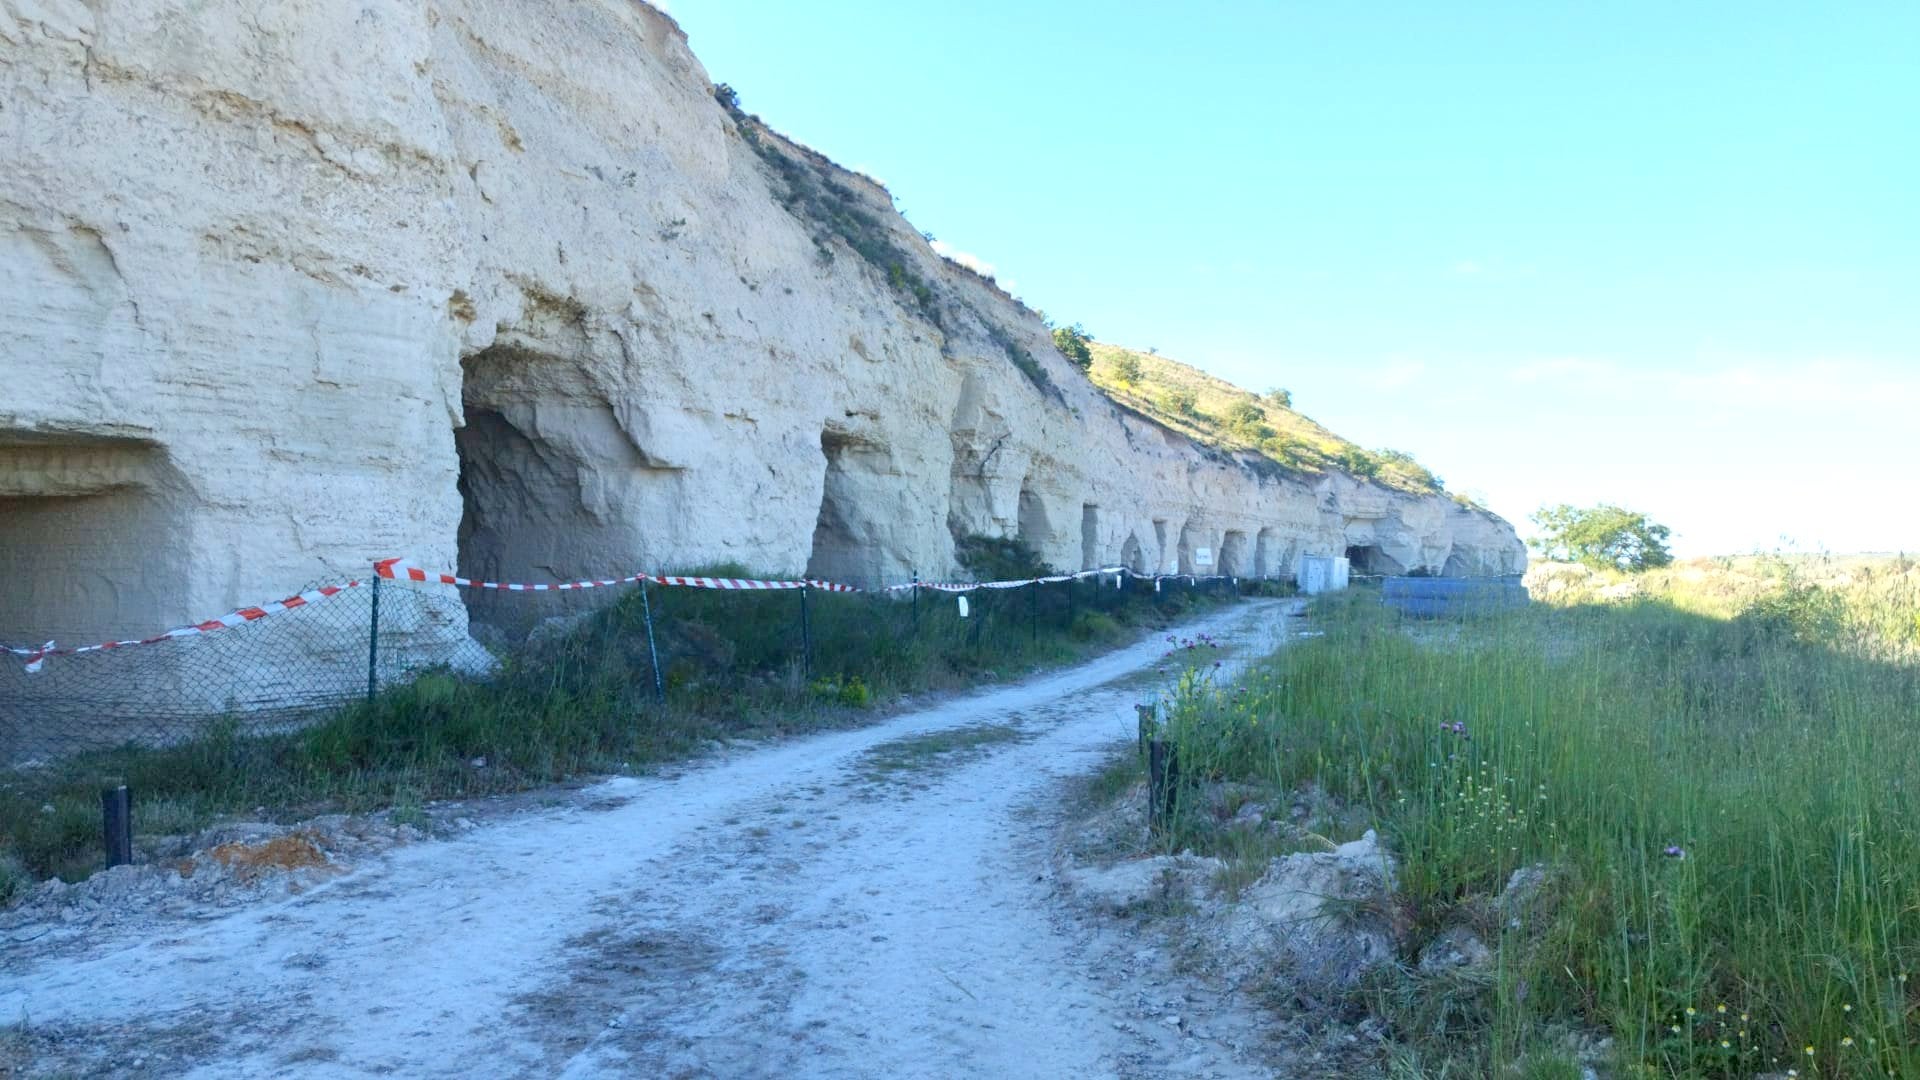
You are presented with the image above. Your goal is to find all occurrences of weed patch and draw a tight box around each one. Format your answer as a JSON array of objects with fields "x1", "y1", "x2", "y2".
[
  {"x1": 857, "y1": 723, "x2": 1027, "y2": 786},
  {"x1": 1152, "y1": 562, "x2": 1920, "y2": 1076}
]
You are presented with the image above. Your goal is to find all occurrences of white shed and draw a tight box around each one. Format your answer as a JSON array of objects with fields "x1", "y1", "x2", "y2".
[{"x1": 1298, "y1": 554, "x2": 1351, "y2": 595}]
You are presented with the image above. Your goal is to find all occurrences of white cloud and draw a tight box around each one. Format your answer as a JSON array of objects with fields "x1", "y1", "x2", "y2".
[
  {"x1": 1365, "y1": 359, "x2": 1427, "y2": 391},
  {"x1": 930, "y1": 239, "x2": 997, "y2": 280}
]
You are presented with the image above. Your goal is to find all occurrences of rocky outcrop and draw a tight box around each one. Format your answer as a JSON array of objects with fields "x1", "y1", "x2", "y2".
[{"x1": 0, "y1": 1, "x2": 1524, "y2": 665}]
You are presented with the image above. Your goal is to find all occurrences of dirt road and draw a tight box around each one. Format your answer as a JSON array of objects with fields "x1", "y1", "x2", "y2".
[{"x1": 3, "y1": 600, "x2": 1300, "y2": 1079}]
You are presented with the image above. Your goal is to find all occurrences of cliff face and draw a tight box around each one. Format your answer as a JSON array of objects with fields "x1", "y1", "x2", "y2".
[{"x1": 0, "y1": 0, "x2": 1525, "y2": 653}]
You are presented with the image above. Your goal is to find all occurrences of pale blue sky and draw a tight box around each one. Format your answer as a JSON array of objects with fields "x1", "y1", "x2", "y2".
[{"x1": 667, "y1": 1, "x2": 1918, "y2": 556}]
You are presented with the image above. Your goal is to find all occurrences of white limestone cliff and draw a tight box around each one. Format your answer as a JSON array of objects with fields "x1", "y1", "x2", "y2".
[{"x1": 0, "y1": 0, "x2": 1525, "y2": 670}]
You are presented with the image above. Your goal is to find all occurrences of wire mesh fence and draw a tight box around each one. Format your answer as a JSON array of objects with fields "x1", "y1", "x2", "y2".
[{"x1": 2, "y1": 562, "x2": 1261, "y2": 770}]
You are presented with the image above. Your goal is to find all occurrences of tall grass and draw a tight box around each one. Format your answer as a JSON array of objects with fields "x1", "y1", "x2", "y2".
[
  {"x1": 1, "y1": 566, "x2": 1250, "y2": 892},
  {"x1": 1161, "y1": 560, "x2": 1920, "y2": 1077}
]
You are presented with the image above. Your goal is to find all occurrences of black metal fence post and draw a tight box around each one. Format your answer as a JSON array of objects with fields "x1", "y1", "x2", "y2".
[
  {"x1": 102, "y1": 785, "x2": 133, "y2": 868},
  {"x1": 799, "y1": 584, "x2": 812, "y2": 678},
  {"x1": 639, "y1": 578, "x2": 665, "y2": 705},
  {"x1": 1029, "y1": 581, "x2": 1038, "y2": 644},
  {"x1": 1148, "y1": 738, "x2": 1179, "y2": 832},
  {"x1": 366, "y1": 569, "x2": 381, "y2": 704},
  {"x1": 912, "y1": 572, "x2": 920, "y2": 629}
]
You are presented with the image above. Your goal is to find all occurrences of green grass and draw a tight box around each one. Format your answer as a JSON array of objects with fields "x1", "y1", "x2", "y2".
[
  {"x1": 0, "y1": 566, "x2": 1244, "y2": 893},
  {"x1": 856, "y1": 722, "x2": 1028, "y2": 784},
  {"x1": 1086, "y1": 342, "x2": 1445, "y2": 495},
  {"x1": 1153, "y1": 557, "x2": 1920, "y2": 1077}
]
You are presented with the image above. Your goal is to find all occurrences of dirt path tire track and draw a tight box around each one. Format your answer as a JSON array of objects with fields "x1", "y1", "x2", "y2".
[{"x1": 3, "y1": 600, "x2": 1302, "y2": 1079}]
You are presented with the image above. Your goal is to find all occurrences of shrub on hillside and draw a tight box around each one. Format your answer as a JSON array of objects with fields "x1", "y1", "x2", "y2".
[{"x1": 1051, "y1": 323, "x2": 1094, "y2": 371}]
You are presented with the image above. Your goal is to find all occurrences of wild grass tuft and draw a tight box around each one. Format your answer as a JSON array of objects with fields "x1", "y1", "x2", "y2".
[{"x1": 1157, "y1": 558, "x2": 1920, "y2": 1077}]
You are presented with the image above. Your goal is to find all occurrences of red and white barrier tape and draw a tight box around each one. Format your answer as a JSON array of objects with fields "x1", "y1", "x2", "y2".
[
  {"x1": 8, "y1": 560, "x2": 1239, "y2": 673},
  {"x1": 4, "y1": 581, "x2": 362, "y2": 674},
  {"x1": 374, "y1": 560, "x2": 861, "y2": 594}
]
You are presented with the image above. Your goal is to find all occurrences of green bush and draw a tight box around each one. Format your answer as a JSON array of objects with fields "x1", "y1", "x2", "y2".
[
  {"x1": 1051, "y1": 323, "x2": 1094, "y2": 371},
  {"x1": 1158, "y1": 387, "x2": 1199, "y2": 417}
]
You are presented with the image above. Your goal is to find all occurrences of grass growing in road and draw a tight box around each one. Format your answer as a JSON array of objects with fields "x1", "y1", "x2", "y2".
[
  {"x1": 2, "y1": 566, "x2": 1254, "y2": 891},
  {"x1": 1157, "y1": 557, "x2": 1920, "y2": 1078},
  {"x1": 857, "y1": 723, "x2": 1028, "y2": 787}
]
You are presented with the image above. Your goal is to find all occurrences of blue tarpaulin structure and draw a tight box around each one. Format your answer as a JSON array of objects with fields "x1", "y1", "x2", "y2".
[{"x1": 1382, "y1": 576, "x2": 1530, "y2": 618}]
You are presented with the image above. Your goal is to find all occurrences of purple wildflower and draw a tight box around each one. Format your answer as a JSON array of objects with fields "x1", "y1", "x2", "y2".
[{"x1": 1663, "y1": 845, "x2": 1686, "y2": 860}]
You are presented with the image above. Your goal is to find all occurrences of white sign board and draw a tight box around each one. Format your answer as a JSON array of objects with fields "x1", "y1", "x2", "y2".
[{"x1": 1194, "y1": 547, "x2": 1213, "y2": 567}]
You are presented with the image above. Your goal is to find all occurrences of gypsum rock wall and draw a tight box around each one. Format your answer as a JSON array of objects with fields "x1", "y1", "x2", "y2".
[{"x1": 0, "y1": 0, "x2": 1526, "y2": 736}]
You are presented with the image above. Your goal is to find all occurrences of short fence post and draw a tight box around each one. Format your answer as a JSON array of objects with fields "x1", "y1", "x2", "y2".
[
  {"x1": 366, "y1": 569, "x2": 381, "y2": 704},
  {"x1": 102, "y1": 785, "x2": 133, "y2": 868},
  {"x1": 1135, "y1": 702, "x2": 1156, "y2": 756},
  {"x1": 911, "y1": 572, "x2": 920, "y2": 628},
  {"x1": 1148, "y1": 739, "x2": 1179, "y2": 832},
  {"x1": 1066, "y1": 574, "x2": 1076, "y2": 627},
  {"x1": 639, "y1": 578, "x2": 665, "y2": 705},
  {"x1": 799, "y1": 584, "x2": 812, "y2": 678},
  {"x1": 1029, "y1": 581, "x2": 1039, "y2": 643}
]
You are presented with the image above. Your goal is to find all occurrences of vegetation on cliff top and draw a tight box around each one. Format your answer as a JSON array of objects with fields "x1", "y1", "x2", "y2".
[
  {"x1": 1085, "y1": 341, "x2": 1449, "y2": 496},
  {"x1": 717, "y1": 83, "x2": 1462, "y2": 498}
]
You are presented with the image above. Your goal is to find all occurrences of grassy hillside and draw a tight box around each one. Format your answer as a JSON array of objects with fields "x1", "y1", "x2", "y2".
[{"x1": 1085, "y1": 341, "x2": 1451, "y2": 498}]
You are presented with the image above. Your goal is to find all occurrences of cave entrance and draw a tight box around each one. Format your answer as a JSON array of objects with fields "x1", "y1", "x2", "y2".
[
  {"x1": 455, "y1": 341, "x2": 673, "y2": 636},
  {"x1": 806, "y1": 429, "x2": 891, "y2": 587},
  {"x1": 1017, "y1": 478, "x2": 1051, "y2": 553},
  {"x1": 1254, "y1": 527, "x2": 1280, "y2": 578},
  {"x1": 1176, "y1": 520, "x2": 1199, "y2": 575},
  {"x1": 0, "y1": 435, "x2": 188, "y2": 645},
  {"x1": 455, "y1": 402, "x2": 570, "y2": 638},
  {"x1": 1152, "y1": 519, "x2": 1170, "y2": 574},
  {"x1": 1218, "y1": 530, "x2": 1249, "y2": 577},
  {"x1": 1120, "y1": 533, "x2": 1146, "y2": 574},
  {"x1": 1345, "y1": 544, "x2": 1406, "y2": 577},
  {"x1": 1080, "y1": 504, "x2": 1100, "y2": 570}
]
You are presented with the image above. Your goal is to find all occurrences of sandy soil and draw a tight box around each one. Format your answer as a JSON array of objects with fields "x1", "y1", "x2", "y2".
[{"x1": 2, "y1": 600, "x2": 1302, "y2": 1079}]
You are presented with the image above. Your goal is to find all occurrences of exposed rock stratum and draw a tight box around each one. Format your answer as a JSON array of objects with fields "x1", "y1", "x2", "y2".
[{"x1": 0, "y1": 1, "x2": 1524, "y2": 703}]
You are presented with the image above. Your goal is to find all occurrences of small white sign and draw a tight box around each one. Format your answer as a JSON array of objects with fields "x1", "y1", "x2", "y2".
[
  {"x1": 1194, "y1": 547, "x2": 1213, "y2": 567},
  {"x1": 957, "y1": 595, "x2": 970, "y2": 618}
]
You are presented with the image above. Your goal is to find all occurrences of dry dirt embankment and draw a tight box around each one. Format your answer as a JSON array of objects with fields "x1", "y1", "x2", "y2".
[{"x1": 4, "y1": 601, "x2": 1302, "y2": 1079}]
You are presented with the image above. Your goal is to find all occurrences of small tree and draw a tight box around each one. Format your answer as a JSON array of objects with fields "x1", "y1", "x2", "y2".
[
  {"x1": 1265, "y1": 387, "x2": 1293, "y2": 409},
  {"x1": 1529, "y1": 504, "x2": 1674, "y2": 571},
  {"x1": 1110, "y1": 351, "x2": 1143, "y2": 388},
  {"x1": 1158, "y1": 387, "x2": 1199, "y2": 417},
  {"x1": 1223, "y1": 398, "x2": 1272, "y2": 441},
  {"x1": 1336, "y1": 447, "x2": 1381, "y2": 479},
  {"x1": 1052, "y1": 323, "x2": 1094, "y2": 371},
  {"x1": 1225, "y1": 399, "x2": 1264, "y2": 427}
]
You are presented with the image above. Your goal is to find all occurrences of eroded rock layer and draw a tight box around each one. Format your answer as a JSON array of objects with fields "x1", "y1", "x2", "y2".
[{"x1": 0, "y1": 0, "x2": 1524, "y2": 662}]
